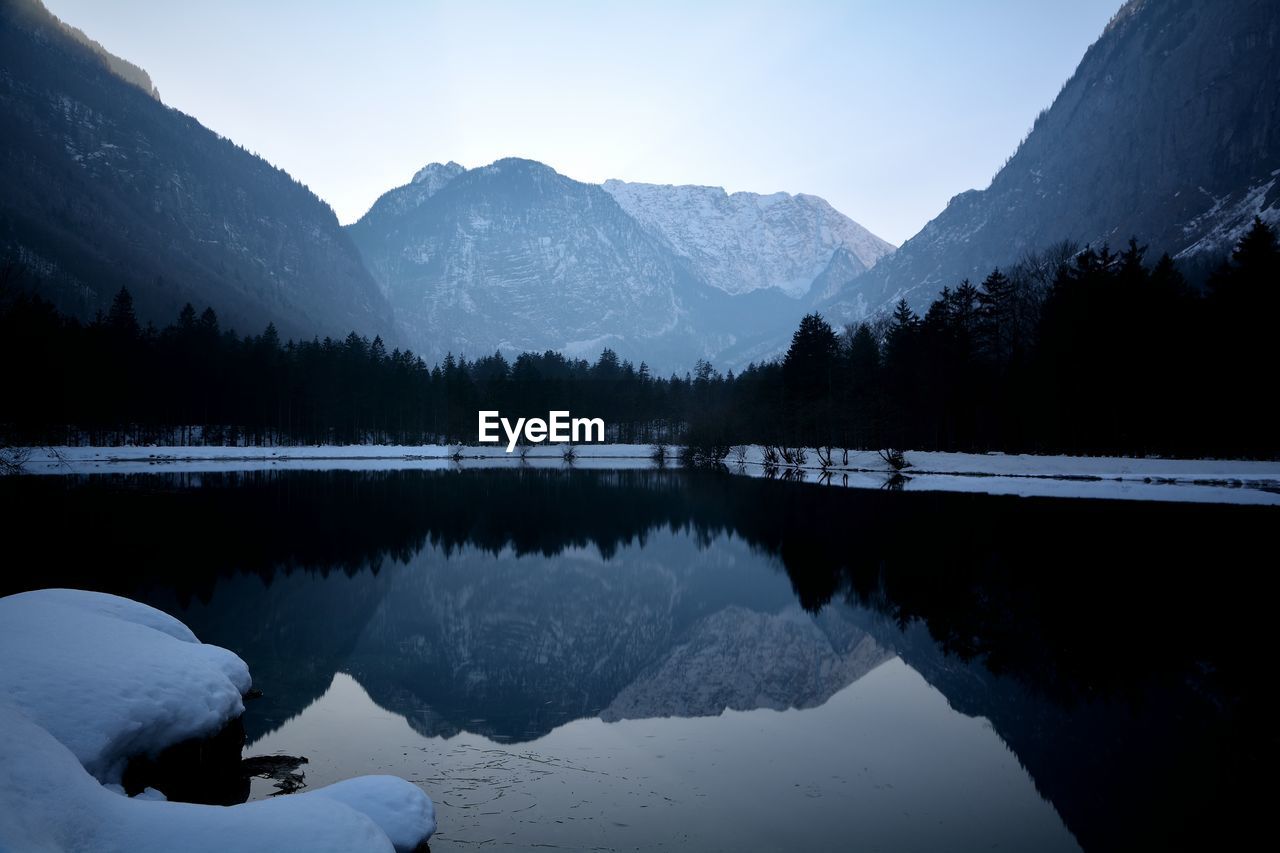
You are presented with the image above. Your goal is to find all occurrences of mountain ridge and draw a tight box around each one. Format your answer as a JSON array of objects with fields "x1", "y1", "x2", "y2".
[
  {"x1": 9, "y1": 0, "x2": 1279, "y2": 372},
  {"x1": 601, "y1": 178, "x2": 894, "y2": 298},
  {"x1": 0, "y1": 0, "x2": 398, "y2": 344},
  {"x1": 347, "y1": 157, "x2": 882, "y2": 369},
  {"x1": 818, "y1": 0, "x2": 1280, "y2": 324},
  {"x1": 345, "y1": 157, "x2": 890, "y2": 366},
  {"x1": 347, "y1": 158, "x2": 718, "y2": 368}
]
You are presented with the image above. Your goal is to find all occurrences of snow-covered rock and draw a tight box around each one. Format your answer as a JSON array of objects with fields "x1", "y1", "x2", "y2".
[
  {"x1": 311, "y1": 775, "x2": 437, "y2": 852},
  {"x1": 0, "y1": 589, "x2": 436, "y2": 853},
  {"x1": 0, "y1": 589, "x2": 251, "y2": 782},
  {"x1": 0, "y1": 705, "x2": 434, "y2": 853}
]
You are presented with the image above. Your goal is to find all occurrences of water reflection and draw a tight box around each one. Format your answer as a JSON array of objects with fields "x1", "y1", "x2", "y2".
[
  {"x1": 172, "y1": 530, "x2": 893, "y2": 745},
  {"x1": 3, "y1": 468, "x2": 1275, "y2": 850},
  {"x1": 248, "y1": 664, "x2": 1079, "y2": 852}
]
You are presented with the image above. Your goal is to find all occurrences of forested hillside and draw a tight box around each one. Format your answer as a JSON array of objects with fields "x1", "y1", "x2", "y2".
[{"x1": 4, "y1": 222, "x2": 1276, "y2": 458}]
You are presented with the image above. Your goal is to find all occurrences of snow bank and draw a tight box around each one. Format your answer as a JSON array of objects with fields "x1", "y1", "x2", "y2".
[
  {"x1": 724, "y1": 446, "x2": 1280, "y2": 505},
  {"x1": 0, "y1": 589, "x2": 251, "y2": 782},
  {"x1": 311, "y1": 776, "x2": 438, "y2": 851},
  {"x1": 16, "y1": 443, "x2": 1280, "y2": 504},
  {"x1": 0, "y1": 590, "x2": 435, "y2": 853},
  {"x1": 22, "y1": 442, "x2": 1280, "y2": 483},
  {"x1": 22, "y1": 443, "x2": 662, "y2": 475},
  {"x1": 727, "y1": 445, "x2": 1280, "y2": 484},
  {"x1": 0, "y1": 705, "x2": 434, "y2": 853}
]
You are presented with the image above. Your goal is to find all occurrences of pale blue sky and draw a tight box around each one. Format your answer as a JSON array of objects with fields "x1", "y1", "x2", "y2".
[{"x1": 45, "y1": 0, "x2": 1120, "y2": 245}]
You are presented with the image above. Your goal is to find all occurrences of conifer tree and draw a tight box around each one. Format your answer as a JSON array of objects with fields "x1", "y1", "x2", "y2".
[{"x1": 105, "y1": 287, "x2": 139, "y2": 337}]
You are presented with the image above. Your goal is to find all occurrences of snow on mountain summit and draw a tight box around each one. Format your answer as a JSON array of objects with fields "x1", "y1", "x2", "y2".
[
  {"x1": 348, "y1": 159, "x2": 891, "y2": 369},
  {"x1": 411, "y1": 160, "x2": 465, "y2": 190},
  {"x1": 602, "y1": 179, "x2": 895, "y2": 298}
]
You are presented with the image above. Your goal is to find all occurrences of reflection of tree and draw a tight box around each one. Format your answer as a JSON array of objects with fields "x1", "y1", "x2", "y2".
[
  {"x1": 4, "y1": 467, "x2": 1273, "y2": 702},
  {"x1": 4, "y1": 468, "x2": 1275, "y2": 848}
]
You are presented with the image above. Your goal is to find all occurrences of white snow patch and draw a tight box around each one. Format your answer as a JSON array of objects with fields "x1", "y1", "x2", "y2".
[
  {"x1": 724, "y1": 446, "x2": 1280, "y2": 506},
  {"x1": 602, "y1": 179, "x2": 894, "y2": 297},
  {"x1": 13, "y1": 445, "x2": 1280, "y2": 504},
  {"x1": 0, "y1": 589, "x2": 250, "y2": 782},
  {"x1": 0, "y1": 589, "x2": 436, "y2": 853},
  {"x1": 1176, "y1": 178, "x2": 1280, "y2": 259}
]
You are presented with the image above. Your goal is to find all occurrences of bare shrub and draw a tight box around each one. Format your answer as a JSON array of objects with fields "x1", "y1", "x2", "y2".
[
  {"x1": 878, "y1": 447, "x2": 911, "y2": 471},
  {"x1": 679, "y1": 442, "x2": 730, "y2": 468},
  {"x1": 1, "y1": 445, "x2": 32, "y2": 476}
]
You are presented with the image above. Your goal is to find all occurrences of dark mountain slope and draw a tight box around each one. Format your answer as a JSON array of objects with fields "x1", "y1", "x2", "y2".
[
  {"x1": 824, "y1": 0, "x2": 1280, "y2": 322},
  {"x1": 0, "y1": 0, "x2": 396, "y2": 342}
]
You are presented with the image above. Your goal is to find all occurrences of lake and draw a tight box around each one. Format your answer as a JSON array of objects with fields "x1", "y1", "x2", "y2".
[{"x1": 3, "y1": 467, "x2": 1274, "y2": 851}]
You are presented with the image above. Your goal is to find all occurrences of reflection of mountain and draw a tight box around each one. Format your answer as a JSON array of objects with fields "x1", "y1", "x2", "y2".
[
  {"x1": 349, "y1": 541, "x2": 698, "y2": 742},
  {"x1": 603, "y1": 605, "x2": 889, "y2": 722},
  {"x1": 143, "y1": 528, "x2": 891, "y2": 746},
  {"x1": 153, "y1": 570, "x2": 394, "y2": 742},
  {"x1": 246, "y1": 665, "x2": 1080, "y2": 853},
  {"x1": 344, "y1": 533, "x2": 885, "y2": 742},
  {"x1": 8, "y1": 467, "x2": 1275, "y2": 849}
]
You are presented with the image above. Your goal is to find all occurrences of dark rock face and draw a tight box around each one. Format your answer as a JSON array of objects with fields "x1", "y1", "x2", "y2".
[
  {"x1": 806, "y1": 245, "x2": 872, "y2": 309},
  {"x1": 120, "y1": 717, "x2": 310, "y2": 804},
  {"x1": 823, "y1": 0, "x2": 1280, "y2": 322},
  {"x1": 122, "y1": 715, "x2": 248, "y2": 806},
  {"x1": 0, "y1": 0, "x2": 397, "y2": 343}
]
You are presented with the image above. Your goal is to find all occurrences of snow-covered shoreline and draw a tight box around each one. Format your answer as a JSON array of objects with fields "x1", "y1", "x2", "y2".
[
  {"x1": 13, "y1": 444, "x2": 1280, "y2": 505},
  {"x1": 0, "y1": 589, "x2": 436, "y2": 853}
]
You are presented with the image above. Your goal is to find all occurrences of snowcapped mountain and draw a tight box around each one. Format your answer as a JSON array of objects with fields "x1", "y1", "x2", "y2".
[
  {"x1": 350, "y1": 158, "x2": 875, "y2": 368},
  {"x1": 820, "y1": 0, "x2": 1280, "y2": 325},
  {"x1": 601, "y1": 180, "x2": 893, "y2": 298},
  {"x1": 347, "y1": 158, "x2": 728, "y2": 369},
  {"x1": 348, "y1": 160, "x2": 890, "y2": 369},
  {"x1": 4, "y1": 0, "x2": 893, "y2": 372}
]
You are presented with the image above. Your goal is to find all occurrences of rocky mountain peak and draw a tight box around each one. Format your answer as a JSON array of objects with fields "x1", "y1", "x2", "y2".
[{"x1": 410, "y1": 161, "x2": 465, "y2": 191}]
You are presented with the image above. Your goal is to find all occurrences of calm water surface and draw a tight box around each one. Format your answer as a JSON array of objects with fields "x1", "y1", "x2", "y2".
[{"x1": 4, "y1": 468, "x2": 1274, "y2": 851}]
